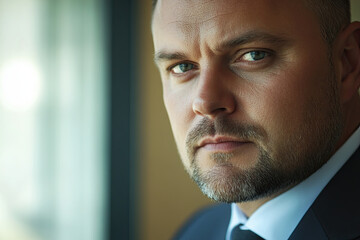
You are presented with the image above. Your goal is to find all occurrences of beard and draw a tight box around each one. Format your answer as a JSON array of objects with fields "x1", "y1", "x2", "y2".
[{"x1": 184, "y1": 70, "x2": 343, "y2": 203}]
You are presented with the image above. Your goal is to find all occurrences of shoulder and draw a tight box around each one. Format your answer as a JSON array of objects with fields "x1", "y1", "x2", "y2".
[
  {"x1": 312, "y1": 146, "x2": 360, "y2": 238},
  {"x1": 173, "y1": 203, "x2": 231, "y2": 240},
  {"x1": 291, "y1": 146, "x2": 360, "y2": 239}
]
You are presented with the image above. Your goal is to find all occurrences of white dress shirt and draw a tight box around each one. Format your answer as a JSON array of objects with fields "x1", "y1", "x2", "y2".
[{"x1": 226, "y1": 126, "x2": 360, "y2": 240}]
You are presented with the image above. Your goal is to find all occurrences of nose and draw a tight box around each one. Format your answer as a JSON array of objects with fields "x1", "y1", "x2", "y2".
[{"x1": 192, "y1": 68, "x2": 236, "y2": 119}]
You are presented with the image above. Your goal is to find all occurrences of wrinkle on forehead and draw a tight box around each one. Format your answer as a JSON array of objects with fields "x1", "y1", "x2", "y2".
[
  {"x1": 167, "y1": 11, "x2": 234, "y2": 26},
  {"x1": 164, "y1": 11, "x2": 236, "y2": 42}
]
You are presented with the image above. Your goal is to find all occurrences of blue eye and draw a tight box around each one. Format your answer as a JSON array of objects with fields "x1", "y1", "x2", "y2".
[
  {"x1": 172, "y1": 63, "x2": 195, "y2": 73},
  {"x1": 242, "y1": 51, "x2": 268, "y2": 61}
]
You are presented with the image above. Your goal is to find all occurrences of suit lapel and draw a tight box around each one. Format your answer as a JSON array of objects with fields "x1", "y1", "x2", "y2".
[
  {"x1": 290, "y1": 146, "x2": 360, "y2": 239},
  {"x1": 288, "y1": 208, "x2": 327, "y2": 240}
]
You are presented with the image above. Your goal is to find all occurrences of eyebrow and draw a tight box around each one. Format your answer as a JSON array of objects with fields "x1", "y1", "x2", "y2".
[
  {"x1": 218, "y1": 31, "x2": 292, "y2": 50},
  {"x1": 153, "y1": 31, "x2": 292, "y2": 64},
  {"x1": 154, "y1": 52, "x2": 188, "y2": 64}
]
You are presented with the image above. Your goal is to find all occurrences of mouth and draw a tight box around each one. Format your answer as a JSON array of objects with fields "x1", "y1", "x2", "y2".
[{"x1": 197, "y1": 136, "x2": 252, "y2": 152}]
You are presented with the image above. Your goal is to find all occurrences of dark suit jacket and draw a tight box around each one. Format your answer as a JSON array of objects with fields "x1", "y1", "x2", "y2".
[{"x1": 173, "y1": 146, "x2": 360, "y2": 240}]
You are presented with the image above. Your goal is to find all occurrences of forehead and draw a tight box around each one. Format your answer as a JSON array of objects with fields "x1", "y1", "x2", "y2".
[
  {"x1": 154, "y1": 0, "x2": 282, "y2": 26},
  {"x1": 152, "y1": 0, "x2": 321, "y2": 52}
]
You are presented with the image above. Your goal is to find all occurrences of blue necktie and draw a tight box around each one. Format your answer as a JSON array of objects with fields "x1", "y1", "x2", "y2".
[{"x1": 230, "y1": 224, "x2": 264, "y2": 240}]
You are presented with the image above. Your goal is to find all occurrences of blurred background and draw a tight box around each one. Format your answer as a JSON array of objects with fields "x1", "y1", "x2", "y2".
[{"x1": 0, "y1": 0, "x2": 359, "y2": 240}]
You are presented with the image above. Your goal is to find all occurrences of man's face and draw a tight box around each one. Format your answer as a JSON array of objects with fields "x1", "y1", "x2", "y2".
[{"x1": 152, "y1": 0, "x2": 343, "y2": 202}]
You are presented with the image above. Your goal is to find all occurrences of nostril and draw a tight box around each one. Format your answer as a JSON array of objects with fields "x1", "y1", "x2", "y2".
[
  {"x1": 211, "y1": 107, "x2": 235, "y2": 117},
  {"x1": 192, "y1": 97, "x2": 236, "y2": 118}
]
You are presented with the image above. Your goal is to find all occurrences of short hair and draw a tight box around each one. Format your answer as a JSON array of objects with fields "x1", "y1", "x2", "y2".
[
  {"x1": 304, "y1": 0, "x2": 351, "y2": 46},
  {"x1": 151, "y1": 0, "x2": 351, "y2": 47}
]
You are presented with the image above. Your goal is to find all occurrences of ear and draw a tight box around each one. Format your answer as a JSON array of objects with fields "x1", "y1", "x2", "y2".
[{"x1": 337, "y1": 21, "x2": 360, "y2": 103}]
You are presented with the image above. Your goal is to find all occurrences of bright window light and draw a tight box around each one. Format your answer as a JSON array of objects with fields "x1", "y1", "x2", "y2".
[{"x1": 0, "y1": 59, "x2": 42, "y2": 111}]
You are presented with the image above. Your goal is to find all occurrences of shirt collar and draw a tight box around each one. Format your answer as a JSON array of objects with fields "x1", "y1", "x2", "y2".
[{"x1": 226, "y1": 126, "x2": 360, "y2": 240}]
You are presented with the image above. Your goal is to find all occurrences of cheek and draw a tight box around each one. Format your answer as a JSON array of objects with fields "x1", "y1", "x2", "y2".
[
  {"x1": 247, "y1": 60, "x2": 329, "y2": 150},
  {"x1": 163, "y1": 89, "x2": 194, "y2": 165}
]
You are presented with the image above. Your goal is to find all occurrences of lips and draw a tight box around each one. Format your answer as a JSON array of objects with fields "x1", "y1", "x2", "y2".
[{"x1": 197, "y1": 136, "x2": 250, "y2": 152}]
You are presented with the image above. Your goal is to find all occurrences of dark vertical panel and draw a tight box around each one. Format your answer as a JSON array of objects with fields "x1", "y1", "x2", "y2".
[{"x1": 107, "y1": 0, "x2": 139, "y2": 239}]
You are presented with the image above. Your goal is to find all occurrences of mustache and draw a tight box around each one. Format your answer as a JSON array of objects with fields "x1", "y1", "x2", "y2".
[{"x1": 185, "y1": 117, "x2": 266, "y2": 156}]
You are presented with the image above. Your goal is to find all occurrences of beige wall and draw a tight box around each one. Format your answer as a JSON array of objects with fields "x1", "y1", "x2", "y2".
[{"x1": 139, "y1": 1, "x2": 360, "y2": 239}]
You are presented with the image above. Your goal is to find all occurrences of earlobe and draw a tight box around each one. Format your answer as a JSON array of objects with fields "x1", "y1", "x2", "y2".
[{"x1": 339, "y1": 21, "x2": 360, "y2": 103}]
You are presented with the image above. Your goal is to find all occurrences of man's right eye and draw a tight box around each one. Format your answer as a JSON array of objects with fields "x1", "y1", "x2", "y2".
[{"x1": 171, "y1": 63, "x2": 195, "y2": 74}]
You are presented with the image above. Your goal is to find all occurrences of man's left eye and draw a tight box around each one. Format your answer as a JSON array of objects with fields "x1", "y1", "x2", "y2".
[{"x1": 242, "y1": 51, "x2": 269, "y2": 61}]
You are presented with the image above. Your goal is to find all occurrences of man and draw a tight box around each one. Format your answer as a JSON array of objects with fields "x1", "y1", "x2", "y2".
[{"x1": 152, "y1": 0, "x2": 360, "y2": 239}]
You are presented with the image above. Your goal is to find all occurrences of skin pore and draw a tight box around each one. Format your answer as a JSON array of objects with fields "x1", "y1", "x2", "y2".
[{"x1": 152, "y1": 0, "x2": 360, "y2": 217}]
